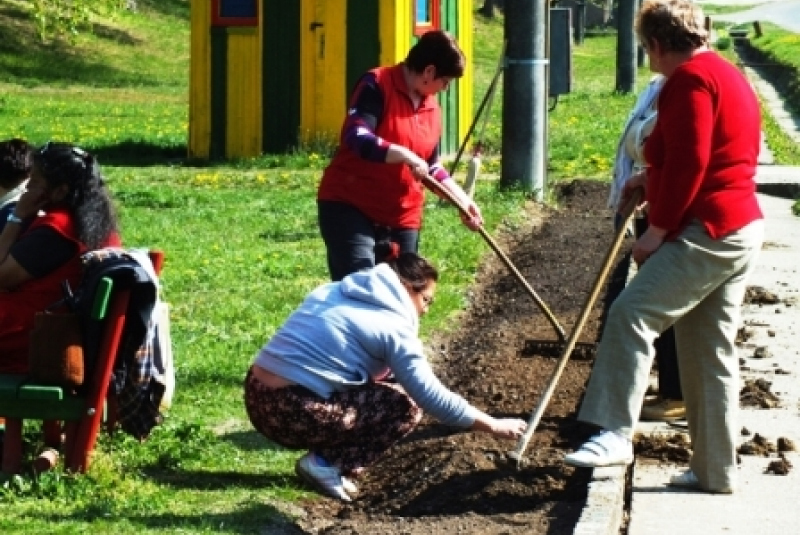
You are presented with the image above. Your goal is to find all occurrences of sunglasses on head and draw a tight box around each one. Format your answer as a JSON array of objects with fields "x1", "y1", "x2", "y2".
[{"x1": 37, "y1": 141, "x2": 90, "y2": 171}]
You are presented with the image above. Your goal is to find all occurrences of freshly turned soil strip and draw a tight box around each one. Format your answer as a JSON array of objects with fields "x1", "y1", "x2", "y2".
[{"x1": 293, "y1": 180, "x2": 629, "y2": 535}]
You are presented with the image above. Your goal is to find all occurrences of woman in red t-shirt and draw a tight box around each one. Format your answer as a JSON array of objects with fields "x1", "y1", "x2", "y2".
[
  {"x1": 0, "y1": 142, "x2": 121, "y2": 373},
  {"x1": 317, "y1": 30, "x2": 483, "y2": 281},
  {"x1": 565, "y1": 0, "x2": 764, "y2": 495}
]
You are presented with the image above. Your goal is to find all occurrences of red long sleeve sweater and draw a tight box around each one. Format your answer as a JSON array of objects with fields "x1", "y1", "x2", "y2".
[{"x1": 644, "y1": 51, "x2": 763, "y2": 240}]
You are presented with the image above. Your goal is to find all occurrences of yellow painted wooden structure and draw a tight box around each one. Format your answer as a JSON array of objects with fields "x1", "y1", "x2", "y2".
[{"x1": 189, "y1": 0, "x2": 473, "y2": 159}]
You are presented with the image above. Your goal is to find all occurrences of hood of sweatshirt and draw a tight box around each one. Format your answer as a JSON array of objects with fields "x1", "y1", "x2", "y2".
[{"x1": 338, "y1": 263, "x2": 419, "y2": 332}]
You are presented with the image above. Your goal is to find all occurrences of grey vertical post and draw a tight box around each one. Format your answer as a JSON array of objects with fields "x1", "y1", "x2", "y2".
[
  {"x1": 574, "y1": 0, "x2": 586, "y2": 45},
  {"x1": 501, "y1": 0, "x2": 547, "y2": 199},
  {"x1": 616, "y1": 0, "x2": 637, "y2": 93},
  {"x1": 636, "y1": 0, "x2": 645, "y2": 67}
]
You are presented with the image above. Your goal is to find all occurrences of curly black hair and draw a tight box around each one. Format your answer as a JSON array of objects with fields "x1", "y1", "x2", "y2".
[{"x1": 33, "y1": 142, "x2": 119, "y2": 250}]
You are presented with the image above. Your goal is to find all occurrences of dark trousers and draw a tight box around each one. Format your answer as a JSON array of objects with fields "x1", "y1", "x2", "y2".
[
  {"x1": 318, "y1": 200, "x2": 420, "y2": 281},
  {"x1": 610, "y1": 213, "x2": 683, "y2": 401}
]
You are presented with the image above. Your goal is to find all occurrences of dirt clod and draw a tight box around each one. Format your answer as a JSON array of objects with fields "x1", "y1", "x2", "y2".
[
  {"x1": 736, "y1": 326, "x2": 755, "y2": 345},
  {"x1": 633, "y1": 433, "x2": 691, "y2": 463},
  {"x1": 765, "y1": 453, "x2": 793, "y2": 475},
  {"x1": 738, "y1": 433, "x2": 777, "y2": 456},
  {"x1": 744, "y1": 286, "x2": 780, "y2": 305},
  {"x1": 752, "y1": 346, "x2": 772, "y2": 359},
  {"x1": 740, "y1": 378, "x2": 781, "y2": 408}
]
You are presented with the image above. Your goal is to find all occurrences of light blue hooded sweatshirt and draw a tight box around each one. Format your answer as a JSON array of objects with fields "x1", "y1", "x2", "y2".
[{"x1": 253, "y1": 263, "x2": 480, "y2": 428}]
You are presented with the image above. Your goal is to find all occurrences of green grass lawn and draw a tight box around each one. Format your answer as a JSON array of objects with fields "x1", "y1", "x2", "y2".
[{"x1": 0, "y1": 1, "x2": 798, "y2": 532}]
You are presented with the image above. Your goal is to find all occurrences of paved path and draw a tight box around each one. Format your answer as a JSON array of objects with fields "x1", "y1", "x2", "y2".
[{"x1": 708, "y1": 0, "x2": 800, "y2": 32}]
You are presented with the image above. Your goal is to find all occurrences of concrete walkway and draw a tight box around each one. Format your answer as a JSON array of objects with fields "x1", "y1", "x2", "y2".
[
  {"x1": 627, "y1": 188, "x2": 800, "y2": 534},
  {"x1": 574, "y1": 44, "x2": 800, "y2": 535}
]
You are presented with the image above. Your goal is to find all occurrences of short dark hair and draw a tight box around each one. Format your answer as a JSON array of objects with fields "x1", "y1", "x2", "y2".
[
  {"x1": 0, "y1": 138, "x2": 33, "y2": 189},
  {"x1": 388, "y1": 252, "x2": 438, "y2": 292},
  {"x1": 405, "y1": 30, "x2": 465, "y2": 79}
]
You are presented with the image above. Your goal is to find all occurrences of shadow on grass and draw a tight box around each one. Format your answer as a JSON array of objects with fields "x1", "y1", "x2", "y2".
[
  {"x1": 42, "y1": 501, "x2": 305, "y2": 534},
  {"x1": 258, "y1": 229, "x2": 320, "y2": 243},
  {"x1": 221, "y1": 429, "x2": 280, "y2": 452},
  {"x1": 141, "y1": 468, "x2": 294, "y2": 492},
  {"x1": 138, "y1": 0, "x2": 191, "y2": 20},
  {"x1": 88, "y1": 141, "x2": 188, "y2": 167},
  {"x1": 0, "y1": 4, "x2": 183, "y2": 88}
]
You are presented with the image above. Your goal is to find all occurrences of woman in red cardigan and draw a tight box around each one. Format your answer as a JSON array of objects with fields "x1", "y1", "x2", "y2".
[
  {"x1": 0, "y1": 142, "x2": 121, "y2": 374},
  {"x1": 565, "y1": 0, "x2": 764, "y2": 495},
  {"x1": 317, "y1": 30, "x2": 482, "y2": 281}
]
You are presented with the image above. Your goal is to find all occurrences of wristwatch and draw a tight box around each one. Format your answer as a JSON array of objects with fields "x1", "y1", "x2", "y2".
[{"x1": 6, "y1": 213, "x2": 23, "y2": 225}]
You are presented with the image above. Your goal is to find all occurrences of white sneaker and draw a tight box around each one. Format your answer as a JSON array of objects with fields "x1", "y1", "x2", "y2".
[
  {"x1": 341, "y1": 476, "x2": 359, "y2": 497},
  {"x1": 668, "y1": 469, "x2": 732, "y2": 494},
  {"x1": 295, "y1": 453, "x2": 353, "y2": 501},
  {"x1": 564, "y1": 430, "x2": 634, "y2": 468}
]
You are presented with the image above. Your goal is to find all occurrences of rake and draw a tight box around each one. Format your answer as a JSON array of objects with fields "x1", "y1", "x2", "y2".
[
  {"x1": 509, "y1": 187, "x2": 644, "y2": 466},
  {"x1": 422, "y1": 174, "x2": 597, "y2": 360}
]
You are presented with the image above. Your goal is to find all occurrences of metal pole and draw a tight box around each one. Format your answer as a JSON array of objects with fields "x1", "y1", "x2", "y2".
[
  {"x1": 616, "y1": 0, "x2": 637, "y2": 93},
  {"x1": 636, "y1": 0, "x2": 645, "y2": 67},
  {"x1": 501, "y1": 0, "x2": 547, "y2": 200},
  {"x1": 575, "y1": 1, "x2": 586, "y2": 45}
]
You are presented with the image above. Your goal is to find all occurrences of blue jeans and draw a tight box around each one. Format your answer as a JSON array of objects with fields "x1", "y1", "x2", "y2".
[{"x1": 317, "y1": 201, "x2": 420, "y2": 281}]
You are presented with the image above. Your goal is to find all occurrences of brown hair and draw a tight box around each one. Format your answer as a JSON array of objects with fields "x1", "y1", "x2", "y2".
[
  {"x1": 636, "y1": 0, "x2": 708, "y2": 54},
  {"x1": 387, "y1": 252, "x2": 438, "y2": 293},
  {"x1": 405, "y1": 30, "x2": 465, "y2": 79}
]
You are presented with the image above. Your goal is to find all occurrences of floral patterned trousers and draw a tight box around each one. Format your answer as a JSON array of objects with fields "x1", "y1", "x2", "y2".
[{"x1": 244, "y1": 370, "x2": 423, "y2": 475}]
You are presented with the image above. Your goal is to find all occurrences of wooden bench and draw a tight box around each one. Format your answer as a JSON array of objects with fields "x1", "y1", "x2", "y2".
[{"x1": 0, "y1": 250, "x2": 163, "y2": 474}]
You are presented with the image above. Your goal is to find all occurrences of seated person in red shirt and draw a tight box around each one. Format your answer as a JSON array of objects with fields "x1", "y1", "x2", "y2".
[
  {"x1": 0, "y1": 141, "x2": 121, "y2": 374},
  {"x1": 0, "y1": 138, "x2": 33, "y2": 233}
]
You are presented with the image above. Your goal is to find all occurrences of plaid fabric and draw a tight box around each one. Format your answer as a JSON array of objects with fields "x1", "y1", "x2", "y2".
[
  {"x1": 80, "y1": 248, "x2": 165, "y2": 440},
  {"x1": 112, "y1": 316, "x2": 165, "y2": 439}
]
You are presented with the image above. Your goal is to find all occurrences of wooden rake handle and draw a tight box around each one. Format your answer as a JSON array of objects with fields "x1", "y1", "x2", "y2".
[
  {"x1": 422, "y1": 174, "x2": 568, "y2": 342},
  {"x1": 510, "y1": 187, "x2": 645, "y2": 465}
]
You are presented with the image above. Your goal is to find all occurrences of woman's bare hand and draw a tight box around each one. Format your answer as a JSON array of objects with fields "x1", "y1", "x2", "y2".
[
  {"x1": 632, "y1": 225, "x2": 667, "y2": 265},
  {"x1": 620, "y1": 171, "x2": 648, "y2": 213},
  {"x1": 459, "y1": 200, "x2": 484, "y2": 230},
  {"x1": 398, "y1": 148, "x2": 428, "y2": 181},
  {"x1": 490, "y1": 418, "x2": 528, "y2": 440}
]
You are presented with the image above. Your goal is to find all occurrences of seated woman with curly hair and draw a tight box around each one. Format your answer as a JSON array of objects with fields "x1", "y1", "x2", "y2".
[{"x1": 0, "y1": 141, "x2": 121, "y2": 374}]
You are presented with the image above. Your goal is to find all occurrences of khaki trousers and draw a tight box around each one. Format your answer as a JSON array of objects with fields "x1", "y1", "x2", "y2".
[{"x1": 578, "y1": 219, "x2": 764, "y2": 491}]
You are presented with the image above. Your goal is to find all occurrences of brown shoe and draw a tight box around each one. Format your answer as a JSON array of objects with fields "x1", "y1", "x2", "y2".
[
  {"x1": 643, "y1": 395, "x2": 663, "y2": 407},
  {"x1": 640, "y1": 399, "x2": 686, "y2": 421}
]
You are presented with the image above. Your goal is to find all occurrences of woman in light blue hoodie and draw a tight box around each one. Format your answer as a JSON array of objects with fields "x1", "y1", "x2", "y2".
[{"x1": 244, "y1": 253, "x2": 527, "y2": 501}]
